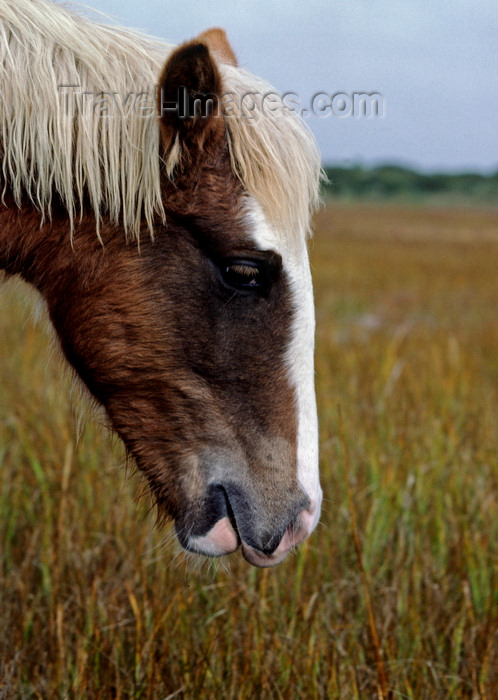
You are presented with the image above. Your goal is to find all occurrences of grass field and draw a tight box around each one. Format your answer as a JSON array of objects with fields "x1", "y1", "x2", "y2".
[{"x1": 1, "y1": 203, "x2": 497, "y2": 699}]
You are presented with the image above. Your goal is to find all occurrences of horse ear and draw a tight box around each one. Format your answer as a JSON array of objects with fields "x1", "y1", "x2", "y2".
[
  {"x1": 196, "y1": 28, "x2": 238, "y2": 67},
  {"x1": 158, "y1": 33, "x2": 231, "y2": 174}
]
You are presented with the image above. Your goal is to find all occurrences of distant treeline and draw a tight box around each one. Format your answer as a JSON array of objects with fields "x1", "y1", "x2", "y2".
[{"x1": 322, "y1": 164, "x2": 498, "y2": 203}]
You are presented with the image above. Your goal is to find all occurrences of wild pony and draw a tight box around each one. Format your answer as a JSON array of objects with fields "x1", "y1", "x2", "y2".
[{"x1": 0, "y1": 0, "x2": 322, "y2": 567}]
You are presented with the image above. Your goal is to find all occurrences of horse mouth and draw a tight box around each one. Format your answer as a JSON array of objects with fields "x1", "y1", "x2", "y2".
[{"x1": 176, "y1": 491, "x2": 320, "y2": 568}]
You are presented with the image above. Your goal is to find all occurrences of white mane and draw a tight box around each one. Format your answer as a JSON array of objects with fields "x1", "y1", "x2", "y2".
[{"x1": 0, "y1": 0, "x2": 321, "y2": 243}]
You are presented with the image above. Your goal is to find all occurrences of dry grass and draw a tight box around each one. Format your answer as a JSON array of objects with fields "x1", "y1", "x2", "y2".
[{"x1": 1, "y1": 203, "x2": 497, "y2": 699}]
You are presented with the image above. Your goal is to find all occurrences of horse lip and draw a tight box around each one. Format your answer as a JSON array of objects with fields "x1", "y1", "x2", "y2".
[
  {"x1": 240, "y1": 512, "x2": 314, "y2": 567},
  {"x1": 178, "y1": 512, "x2": 311, "y2": 566},
  {"x1": 241, "y1": 542, "x2": 291, "y2": 568},
  {"x1": 184, "y1": 516, "x2": 240, "y2": 557},
  {"x1": 174, "y1": 481, "x2": 316, "y2": 565}
]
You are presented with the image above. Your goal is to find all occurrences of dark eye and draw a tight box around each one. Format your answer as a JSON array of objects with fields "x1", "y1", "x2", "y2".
[{"x1": 221, "y1": 259, "x2": 267, "y2": 293}]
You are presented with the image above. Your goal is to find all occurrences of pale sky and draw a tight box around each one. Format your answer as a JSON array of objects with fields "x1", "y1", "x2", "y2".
[{"x1": 77, "y1": 0, "x2": 497, "y2": 173}]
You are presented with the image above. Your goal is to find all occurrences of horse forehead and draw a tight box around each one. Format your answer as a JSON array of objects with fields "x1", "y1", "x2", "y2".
[
  {"x1": 244, "y1": 197, "x2": 308, "y2": 271},
  {"x1": 243, "y1": 198, "x2": 282, "y2": 252}
]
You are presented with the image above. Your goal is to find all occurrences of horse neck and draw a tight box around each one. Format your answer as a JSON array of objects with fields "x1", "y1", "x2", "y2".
[
  {"x1": 1, "y1": 203, "x2": 54, "y2": 288},
  {"x1": 0, "y1": 201, "x2": 101, "y2": 301}
]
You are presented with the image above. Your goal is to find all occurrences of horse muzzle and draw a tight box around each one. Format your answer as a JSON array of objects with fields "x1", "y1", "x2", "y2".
[{"x1": 175, "y1": 483, "x2": 321, "y2": 567}]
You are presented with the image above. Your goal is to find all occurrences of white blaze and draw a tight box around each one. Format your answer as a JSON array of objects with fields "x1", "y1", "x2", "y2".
[{"x1": 246, "y1": 199, "x2": 322, "y2": 530}]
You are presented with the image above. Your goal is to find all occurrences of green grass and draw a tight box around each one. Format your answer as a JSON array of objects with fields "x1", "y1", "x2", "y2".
[{"x1": 1, "y1": 203, "x2": 497, "y2": 699}]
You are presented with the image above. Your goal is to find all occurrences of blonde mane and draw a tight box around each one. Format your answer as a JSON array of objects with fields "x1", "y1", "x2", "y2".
[{"x1": 0, "y1": 0, "x2": 321, "y2": 244}]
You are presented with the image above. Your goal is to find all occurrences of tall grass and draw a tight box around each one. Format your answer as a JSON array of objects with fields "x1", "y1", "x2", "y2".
[{"x1": 1, "y1": 203, "x2": 497, "y2": 699}]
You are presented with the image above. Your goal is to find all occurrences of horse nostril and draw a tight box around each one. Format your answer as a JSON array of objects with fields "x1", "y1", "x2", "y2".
[
  {"x1": 178, "y1": 484, "x2": 234, "y2": 542},
  {"x1": 206, "y1": 484, "x2": 239, "y2": 535},
  {"x1": 217, "y1": 486, "x2": 239, "y2": 538},
  {"x1": 174, "y1": 483, "x2": 242, "y2": 555}
]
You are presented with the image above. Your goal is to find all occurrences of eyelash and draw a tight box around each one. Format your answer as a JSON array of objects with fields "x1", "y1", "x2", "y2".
[{"x1": 219, "y1": 258, "x2": 273, "y2": 295}]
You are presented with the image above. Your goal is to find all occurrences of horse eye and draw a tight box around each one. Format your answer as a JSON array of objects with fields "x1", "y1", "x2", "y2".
[{"x1": 221, "y1": 260, "x2": 266, "y2": 292}]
